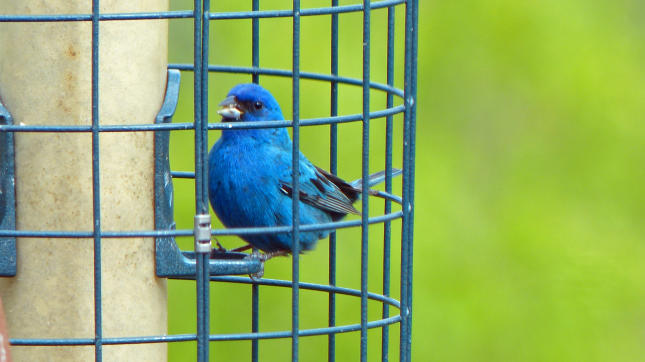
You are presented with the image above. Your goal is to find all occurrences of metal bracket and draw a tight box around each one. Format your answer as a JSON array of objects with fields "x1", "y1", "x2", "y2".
[
  {"x1": 154, "y1": 69, "x2": 262, "y2": 278},
  {"x1": 0, "y1": 99, "x2": 17, "y2": 277}
]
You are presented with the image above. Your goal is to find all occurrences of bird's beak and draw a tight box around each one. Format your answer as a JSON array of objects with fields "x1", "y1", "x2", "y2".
[{"x1": 217, "y1": 95, "x2": 244, "y2": 121}]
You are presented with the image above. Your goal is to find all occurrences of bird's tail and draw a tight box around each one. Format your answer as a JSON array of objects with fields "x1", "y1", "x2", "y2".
[{"x1": 349, "y1": 168, "x2": 403, "y2": 192}]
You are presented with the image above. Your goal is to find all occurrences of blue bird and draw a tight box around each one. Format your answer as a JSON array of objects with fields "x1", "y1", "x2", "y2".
[{"x1": 208, "y1": 83, "x2": 397, "y2": 259}]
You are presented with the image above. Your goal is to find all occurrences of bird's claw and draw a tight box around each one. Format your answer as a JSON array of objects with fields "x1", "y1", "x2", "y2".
[
  {"x1": 247, "y1": 249, "x2": 287, "y2": 280},
  {"x1": 209, "y1": 239, "x2": 228, "y2": 258},
  {"x1": 248, "y1": 249, "x2": 265, "y2": 280},
  {"x1": 261, "y1": 250, "x2": 289, "y2": 261},
  {"x1": 215, "y1": 240, "x2": 227, "y2": 252}
]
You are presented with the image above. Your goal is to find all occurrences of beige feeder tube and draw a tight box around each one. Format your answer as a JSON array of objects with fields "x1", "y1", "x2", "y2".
[{"x1": 0, "y1": 1, "x2": 168, "y2": 361}]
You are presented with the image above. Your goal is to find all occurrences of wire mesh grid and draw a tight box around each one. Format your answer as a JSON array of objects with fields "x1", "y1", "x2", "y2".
[{"x1": 0, "y1": 0, "x2": 417, "y2": 361}]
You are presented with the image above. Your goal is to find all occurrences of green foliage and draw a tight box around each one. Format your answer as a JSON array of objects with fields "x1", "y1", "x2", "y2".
[{"x1": 168, "y1": 0, "x2": 645, "y2": 361}]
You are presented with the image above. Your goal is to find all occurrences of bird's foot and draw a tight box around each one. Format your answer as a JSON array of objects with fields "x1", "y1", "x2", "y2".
[
  {"x1": 247, "y1": 250, "x2": 289, "y2": 280},
  {"x1": 249, "y1": 249, "x2": 265, "y2": 280},
  {"x1": 209, "y1": 239, "x2": 228, "y2": 258},
  {"x1": 210, "y1": 242, "x2": 256, "y2": 258},
  {"x1": 258, "y1": 250, "x2": 289, "y2": 262}
]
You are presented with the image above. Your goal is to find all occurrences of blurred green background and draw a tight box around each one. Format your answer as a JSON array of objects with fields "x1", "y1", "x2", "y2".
[{"x1": 167, "y1": 0, "x2": 645, "y2": 361}]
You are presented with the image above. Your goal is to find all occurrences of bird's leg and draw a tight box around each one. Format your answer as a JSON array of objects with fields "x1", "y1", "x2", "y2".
[
  {"x1": 210, "y1": 241, "x2": 255, "y2": 259},
  {"x1": 231, "y1": 244, "x2": 253, "y2": 253},
  {"x1": 258, "y1": 250, "x2": 290, "y2": 262},
  {"x1": 214, "y1": 239, "x2": 226, "y2": 252},
  {"x1": 209, "y1": 238, "x2": 228, "y2": 258}
]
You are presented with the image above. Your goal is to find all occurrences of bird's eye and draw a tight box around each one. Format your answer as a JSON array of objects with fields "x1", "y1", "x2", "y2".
[{"x1": 253, "y1": 101, "x2": 263, "y2": 110}]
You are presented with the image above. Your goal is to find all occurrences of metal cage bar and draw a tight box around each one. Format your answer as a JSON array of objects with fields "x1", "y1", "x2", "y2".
[
  {"x1": 399, "y1": 1, "x2": 417, "y2": 361},
  {"x1": 382, "y1": 3, "x2": 396, "y2": 361},
  {"x1": 328, "y1": 1, "x2": 340, "y2": 361},
  {"x1": 360, "y1": 1, "x2": 372, "y2": 360},
  {"x1": 406, "y1": 0, "x2": 419, "y2": 356},
  {"x1": 291, "y1": 2, "x2": 302, "y2": 361},
  {"x1": 0, "y1": 100, "x2": 16, "y2": 277},
  {"x1": 194, "y1": 0, "x2": 212, "y2": 360},
  {"x1": 251, "y1": 1, "x2": 261, "y2": 360},
  {"x1": 91, "y1": 1, "x2": 103, "y2": 360}
]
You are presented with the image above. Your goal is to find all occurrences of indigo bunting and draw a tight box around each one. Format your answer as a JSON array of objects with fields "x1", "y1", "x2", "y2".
[{"x1": 209, "y1": 83, "x2": 398, "y2": 258}]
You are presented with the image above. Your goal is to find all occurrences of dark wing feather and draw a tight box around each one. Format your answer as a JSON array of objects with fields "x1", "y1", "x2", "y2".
[
  {"x1": 280, "y1": 167, "x2": 360, "y2": 220},
  {"x1": 314, "y1": 166, "x2": 361, "y2": 203}
]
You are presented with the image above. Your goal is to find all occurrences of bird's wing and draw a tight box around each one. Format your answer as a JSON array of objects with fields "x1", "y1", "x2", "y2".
[{"x1": 279, "y1": 159, "x2": 359, "y2": 218}]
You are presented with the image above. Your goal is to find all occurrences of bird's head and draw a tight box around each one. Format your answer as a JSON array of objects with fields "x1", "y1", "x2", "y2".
[{"x1": 217, "y1": 83, "x2": 284, "y2": 122}]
